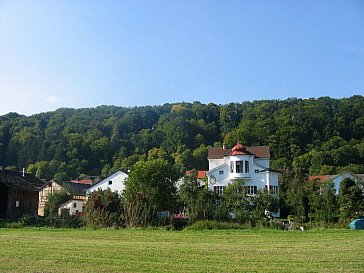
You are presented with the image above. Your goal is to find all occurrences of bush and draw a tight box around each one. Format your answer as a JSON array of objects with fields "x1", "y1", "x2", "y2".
[
  {"x1": 187, "y1": 220, "x2": 246, "y2": 230},
  {"x1": 86, "y1": 189, "x2": 122, "y2": 228},
  {"x1": 19, "y1": 215, "x2": 47, "y2": 227},
  {"x1": 4, "y1": 222, "x2": 23, "y2": 229},
  {"x1": 48, "y1": 215, "x2": 85, "y2": 228},
  {"x1": 171, "y1": 214, "x2": 188, "y2": 230}
]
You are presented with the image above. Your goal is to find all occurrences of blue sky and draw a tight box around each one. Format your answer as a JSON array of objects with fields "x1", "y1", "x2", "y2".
[{"x1": 0, "y1": 1, "x2": 363, "y2": 116}]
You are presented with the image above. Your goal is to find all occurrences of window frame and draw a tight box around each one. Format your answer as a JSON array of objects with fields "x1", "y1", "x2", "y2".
[
  {"x1": 236, "y1": 161, "x2": 243, "y2": 173},
  {"x1": 245, "y1": 160, "x2": 249, "y2": 173}
]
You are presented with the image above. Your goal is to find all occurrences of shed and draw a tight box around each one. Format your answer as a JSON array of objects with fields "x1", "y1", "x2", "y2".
[{"x1": 0, "y1": 170, "x2": 45, "y2": 219}]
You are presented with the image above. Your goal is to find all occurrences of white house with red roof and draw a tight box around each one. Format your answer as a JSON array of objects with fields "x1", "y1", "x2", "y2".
[{"x1": 206, "y1": 141, "x2": 279, "y2": 198}]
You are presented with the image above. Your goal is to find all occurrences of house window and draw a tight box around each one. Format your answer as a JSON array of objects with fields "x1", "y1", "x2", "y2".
[
  {"x1": 247, "y1": 185, "x2": 257, "y2": 195},
  {"x1": 236, "y1": 161, "x2": 243, "y2": 173},
  {"x1": 230, "y1": 161, "x2": 234, "y2": 173},
  {"x1": 245, "y1": 161, "x2": 249, "y2": 173},
  {"x1": 269, "y1": 185, "x2": 279, "y2": 195},
  {"x1": 219, "y1": 170, "x2": 224, "y2": 175},
  {"x1": 214, "y1": 186, "x2": 226, "y2": 195},
  {"x1": 15, "y1": 201, "x2": 20, "y2": 208},
  {"x1": 73, "y1": 203, "x2": 77, "y2": 208},
  {"x1": 108, "y1": 180, "x2": 112, "y2": 185}
]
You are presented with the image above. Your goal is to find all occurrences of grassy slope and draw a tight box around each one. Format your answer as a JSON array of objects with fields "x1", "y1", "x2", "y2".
[{"x1": 0, "y1": 228, "x2": 363, "y2": 273}]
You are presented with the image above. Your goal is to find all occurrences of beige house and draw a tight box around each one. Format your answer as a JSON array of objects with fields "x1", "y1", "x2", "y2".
[{"x1": 38, "y1": 180, "x2": 90, "y2": 216}]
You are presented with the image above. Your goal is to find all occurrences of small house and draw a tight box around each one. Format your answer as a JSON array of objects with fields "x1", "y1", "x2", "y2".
[
  {"x1": 38, "y1": 180, "x2": 91, "y2": 216},
  {"x1": 308, "y1": 172, "x2": 364, "y2": 194}
]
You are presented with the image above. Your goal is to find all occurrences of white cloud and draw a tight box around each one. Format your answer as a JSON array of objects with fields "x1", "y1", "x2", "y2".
[
  {"x1": 45, "y1": 96, "x2": 60, "y2": 104},
  {"x1": 333, "y1": 43, "x2": 364, "y2": 53}
]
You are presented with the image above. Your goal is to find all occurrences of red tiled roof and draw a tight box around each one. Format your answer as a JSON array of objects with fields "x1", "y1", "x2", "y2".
[
  {"x1": 226, "y1": 141, "x2": 253, "y2": 156},
  {"x1": 208, "y1": 146, "x2": 270, "y2": 159},
  {"x1": 70, "y1": 179, "x2": 93, "y2": 185},
  {"x1": 308, "y1": 174, "x2": 364, "y2": 182},
  {"x1": 185, "y1": 170, "x2": 207, "y2": 179},
  {"x1": 307, "y1": 175, "x2": 334, "y2": 182}
]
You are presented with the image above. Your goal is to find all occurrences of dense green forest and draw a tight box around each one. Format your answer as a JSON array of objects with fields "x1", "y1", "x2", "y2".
[{"x1": 0, "y1": 96, "x2": 363, "y2": 181}]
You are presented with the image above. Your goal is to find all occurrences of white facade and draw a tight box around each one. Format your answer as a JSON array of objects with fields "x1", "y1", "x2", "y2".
[
  {"x1": 58, "y1": 200, "x2": 85, "y2": 216},
  {"x1": 207, "y1": 143, "x2": 279, "y2": 215},
  {"x1": 87, "y1": 171, "x2": 128, "y2": 196}
]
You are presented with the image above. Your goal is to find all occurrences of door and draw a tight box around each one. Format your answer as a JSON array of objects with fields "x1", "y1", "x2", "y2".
[{"x1": 0, "y1": 182, "x2": 8, "y2": 218}]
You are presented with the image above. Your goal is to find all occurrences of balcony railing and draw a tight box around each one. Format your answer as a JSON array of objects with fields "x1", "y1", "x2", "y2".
[{"x1": 230, "y1": 172, "x2": 250, "y2": 179}]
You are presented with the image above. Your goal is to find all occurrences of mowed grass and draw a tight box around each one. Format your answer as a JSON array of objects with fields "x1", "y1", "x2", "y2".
[{"x1": 0, "y1": 228, "x2": 363, "y2": 273}]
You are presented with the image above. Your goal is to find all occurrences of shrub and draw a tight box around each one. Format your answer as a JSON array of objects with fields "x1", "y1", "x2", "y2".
[
  {"x1": 4, "y1": 222, "x2": 23, "y2": 229},
  {"x1": 187, "y1": 220, "x2": 246, "y2": 230},
  {"x1": 171, "y1": 214, "x2": 188, "y2": 230},
  {"x1": 86, "y1": 189, "x2": 122, "y2": 228},
  {"x1": 19, "y1": 215, "x2": 47, "y2": 227}
]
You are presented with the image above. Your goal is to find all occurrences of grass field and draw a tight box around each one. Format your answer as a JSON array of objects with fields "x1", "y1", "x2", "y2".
[{"x1": 0, "y1": 228, "x2": 363, "y2": 273}]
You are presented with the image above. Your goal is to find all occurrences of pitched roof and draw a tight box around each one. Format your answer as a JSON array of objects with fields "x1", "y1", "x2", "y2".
[
  {"x1": 208, "y1": 146, "x2": 270, "y2": 159},
  {"x1": 56, "y1": 181, "x2": 91, "y2": 196},
  {"x1": 0, "y1": 170, "x2": 45, "y2": 191},
  {"x1": 307, "y1": 175, "x2": 335, "y2": 182},
  {"x1": 308, "y1": 173, "x2": 364, "y2": 182},
  {"x1": 185, "y1": 170, "x2": 207, "y2": 179},
  {"x1": 70, "y1": 179, "x2": 93, "y2": 185}
]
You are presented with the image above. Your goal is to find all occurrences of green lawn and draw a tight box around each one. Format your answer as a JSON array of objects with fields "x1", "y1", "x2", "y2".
[{"x1": 0, "y1": 228, "x2": 363, "y2": 273}]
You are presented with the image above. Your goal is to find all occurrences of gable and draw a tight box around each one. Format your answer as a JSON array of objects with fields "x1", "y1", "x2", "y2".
[{"x1": 88, "y1": 171, "x2": 128, "y2": 192}]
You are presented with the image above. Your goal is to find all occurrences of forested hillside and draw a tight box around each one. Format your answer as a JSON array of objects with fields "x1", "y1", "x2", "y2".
[{"x1": 0, "y1": 96, "x2": 363, "y2": 181}]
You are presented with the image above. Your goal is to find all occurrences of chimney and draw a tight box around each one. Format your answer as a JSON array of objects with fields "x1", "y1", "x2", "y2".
[
  {"x1": 22, "y1": 167, "x2": 25, "y2": 177},
  {"x1": 223, "y1": 144, "x2": 226, "y2": 150}
]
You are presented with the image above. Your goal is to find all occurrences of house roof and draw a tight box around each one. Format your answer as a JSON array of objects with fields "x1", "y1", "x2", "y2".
[
  {"x1": 208, "y1": 146, "x2": 270, "y2": 159},
  {"x1": 354, "y1": 174, "x2": 364, "y2": 180},
  {"x1": 185, "y1": 170, "x2": 207, "y2": 179},
  {"x1": 70, "y1": 179, "x2": 93, "y2": 185},
  {"x1": 226, "y1": 141, "x2": 254, "y2": 156},
  {"x1": 308, "y1": 173, "x2": 364, "y2": 183},
  {"x1": 52, "y1": 181, "x2": 91, "y2": 196},
  {"x1": 0, "y1": 170, "x2": 45, "y2": 191},
  {"x1": 307, "y1": 175, "x2": 336, "y2": 182}
]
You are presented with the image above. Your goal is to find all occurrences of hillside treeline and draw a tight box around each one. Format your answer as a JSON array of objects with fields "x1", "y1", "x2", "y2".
[{"x1": 0, "y1": 96, "x2": 363, "y2": 180}]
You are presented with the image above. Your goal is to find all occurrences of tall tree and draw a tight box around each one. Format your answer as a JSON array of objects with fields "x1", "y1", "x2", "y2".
[{"x1": 123, "y1": 158, "x2": 179, "y2": 212}]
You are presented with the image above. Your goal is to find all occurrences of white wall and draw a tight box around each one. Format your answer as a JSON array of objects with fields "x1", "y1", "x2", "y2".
[
  {"x1": 209, "y1": 159, "x2": 224, "y2": 170},
  {"x1": 58, "y1": 200, "x2": 84, "y2": 216},
  {"x1": 87, "y1": 171, "x2": 128, "y2": 196}
]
